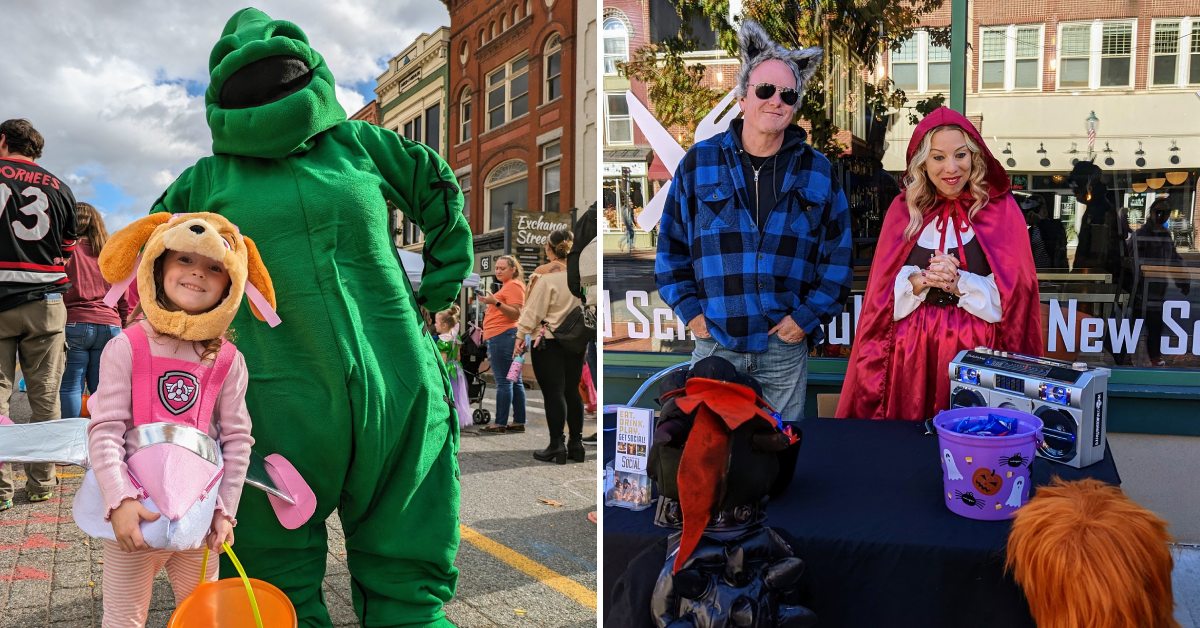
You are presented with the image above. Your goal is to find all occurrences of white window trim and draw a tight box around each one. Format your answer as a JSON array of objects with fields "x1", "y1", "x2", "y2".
[
  {"x1": 484, "y1": 160, "x2": 529, "y2": 231},
  {"x1": 1150, "y1": 17, "x2": 1200, "y2": 88},
  {"x1": 978, "y1": 24, "x2": 1044, "y2": 92},
  {"x1": 458, "y1": 89, "x2": 472, "y2": 144},
  {"x1": 604, "y1": 93, "x2": 633, "y2": 145},
  {"x1": 485, "y1": 53, "x2": 531, "y2": 132},
  {"x1": 889, "y1": 30, "x2": 952, "y2": 95},
  {"x1": 402, "y1": 113, "x2": 424, "y2": 143},
  {"x1": 541, "y1": 141, "x2": 562, "y2": 212},
  {"x1": 544, "y1": 35, "x2": 563, "y2": 103},
  {"x1": 603, "y1": 16, "x2": 630, "y2": 76},
  {"x1": 1055, "y1": 19, "x2": 1137, "y2": 91}
]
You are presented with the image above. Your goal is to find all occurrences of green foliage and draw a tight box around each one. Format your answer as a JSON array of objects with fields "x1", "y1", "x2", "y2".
[{"x1": 619, "y1": 0, "x2": 947, "y2": 155}]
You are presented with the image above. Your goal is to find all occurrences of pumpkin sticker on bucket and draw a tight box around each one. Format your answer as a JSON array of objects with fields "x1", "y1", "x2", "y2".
[{"x1": 934, "y1": 407, "x2": 1043, "y2": 521}]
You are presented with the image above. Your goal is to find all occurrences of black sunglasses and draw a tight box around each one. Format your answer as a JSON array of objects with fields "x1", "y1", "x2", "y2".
[{"x1": 752, "y1": 82, "x2": 800, "y2": 106}]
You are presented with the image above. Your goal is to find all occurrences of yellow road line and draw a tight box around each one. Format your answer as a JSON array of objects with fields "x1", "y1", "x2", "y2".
[{"x1": 459, "y1": 524, "x2": 596, "y2": 610}]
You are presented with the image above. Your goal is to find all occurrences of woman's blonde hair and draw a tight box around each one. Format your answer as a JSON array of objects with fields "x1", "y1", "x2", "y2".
[
  {"x1": 75, "y1": 202, "x2": 110, "y2": 253},
  {"x1": 903, "y1": 125, "x2": 990, "y2": 240},
  {"x1": 496, "y1": 255, "x2": 524, "y2": 282}
]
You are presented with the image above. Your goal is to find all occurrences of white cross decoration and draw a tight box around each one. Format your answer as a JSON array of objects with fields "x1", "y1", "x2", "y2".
[{"x1": 626, "y1": 89, "x2": 742, "y2": 232}]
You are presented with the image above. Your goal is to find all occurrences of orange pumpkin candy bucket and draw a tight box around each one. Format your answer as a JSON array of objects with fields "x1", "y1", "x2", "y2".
[{"x1": 169, "y1": 542, "x2": 296, "y2": 627}]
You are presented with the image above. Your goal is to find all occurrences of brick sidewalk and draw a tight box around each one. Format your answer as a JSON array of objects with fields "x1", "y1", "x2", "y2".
[{"x1": 0, "y1": 466, "x2": 363, "y2": 628}]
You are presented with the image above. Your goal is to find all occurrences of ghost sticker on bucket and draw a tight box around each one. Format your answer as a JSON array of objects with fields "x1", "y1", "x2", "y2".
[
  {"x1": 934, "y1": 407, "x2": 1043, "y2": 521},
  {"x1": 943, "y1": 449, "x2": 963, "y2": 480}
]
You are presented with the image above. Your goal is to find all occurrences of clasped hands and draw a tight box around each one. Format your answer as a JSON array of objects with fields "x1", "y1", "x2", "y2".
[
  {"x1": 911, "y1": 251, "x2": 963, "y2": 295},
  {"x1": 110, "y1": 497, "x2": 234, "y2": 553}
]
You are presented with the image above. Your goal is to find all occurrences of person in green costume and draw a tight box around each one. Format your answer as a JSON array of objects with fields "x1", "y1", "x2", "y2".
[{"x1": 150, "y1": 8, "x2": 472, "y2": 627}]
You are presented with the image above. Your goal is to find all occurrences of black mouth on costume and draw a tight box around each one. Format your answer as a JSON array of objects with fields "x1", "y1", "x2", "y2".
[{"x1": 219, "y1": 55, "x2": 313, "y2": 109}]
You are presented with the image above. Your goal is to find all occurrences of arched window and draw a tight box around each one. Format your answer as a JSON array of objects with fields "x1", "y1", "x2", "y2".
[
  {"x1": 544, "y1": 34, "x2": 563, "y2": 102},
  {"x1": 490, "y1": 21, "x2": 498, "y2": 39},
  {"x1": 459, "y1": 87, "x2": 472, "y2": 143},
  {"x1": 513, "y1": 6, "x2": 520, "y2": 23},
  {"x1": 502, "y1": 13, "x2": 509, "y2": 30},
  {"x1": 485, "y1": 160, "x2": 529, "y2": 230},
  {"x1": 479, "y1": 29, "x2": 485, "y2": 47},
  {"x1": 603, "y1": 16, "x2": 630, "y2": 75}
]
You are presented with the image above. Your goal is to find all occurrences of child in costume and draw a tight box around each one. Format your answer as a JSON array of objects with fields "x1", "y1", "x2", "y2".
[
  {"x1": 74, "y1": 212, "x2": 277, "y2": 627},
  {"x1": 435, "y1": 306, "x2": 473, "y2": 429}
]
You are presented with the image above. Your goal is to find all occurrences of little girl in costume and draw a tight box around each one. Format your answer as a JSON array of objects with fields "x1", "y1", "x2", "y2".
[
  {"x1": 73, "y1": 213, "x2": 277, "y2": 627},
  {"x1": 436, "y1": 306, "x2": 474, "y2": 429}
]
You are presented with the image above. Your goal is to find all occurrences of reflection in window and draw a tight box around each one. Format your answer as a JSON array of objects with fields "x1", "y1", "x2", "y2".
[
  {"x1": 926, "y1": 41, "x2": 950, "y2": 92},
  {"x1": 1060, "y1": 24, "x2": 1091, "y2": 88},
  {"x1": 603, "y1": 16, "x2": 629, "y2": 75},
  {"x1": 486, "y1": 53, "x2": 530, "y2": 130},
  {"x1": 541, "y1": 141, "x2": 561, "y2": 212},
  {"x1": 1153, "y1": 22, "x2": 1180, "y2": 86},
  {"x1": 545, "y1": 35, "x2": 563, "y2": 101},
  {"x1": 1014, "y1": 27, "x2": 1040, "y2": 89},
  {"x1": 1100, "y1": 22, "x2": 1133, "y2": 87},
  {"x1": 1192, "y1": 23, "x2": 1200, "y2": 84},
  {"x1": 606, "y1": 93, "x2": 633, "y2": 144},
  {"x1": 424, "y1": 103, "x2": 441, "y2": 155},
  {"x1": 980, "y1": 29, "x2": 1006, "y2": 90},
  {"x1": 890, "y1": 37, "x2": 918, "y2": 92},
  {"x1": 459, "y1": 88, "x2": 472, "y2": 143}
]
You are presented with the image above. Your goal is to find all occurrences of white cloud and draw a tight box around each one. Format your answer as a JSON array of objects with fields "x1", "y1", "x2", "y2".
[{"x1": 2, "y1": 0, "x2": 449, "y2": 230}]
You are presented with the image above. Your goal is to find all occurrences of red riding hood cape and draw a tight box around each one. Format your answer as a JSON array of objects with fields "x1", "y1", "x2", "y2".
[{"x1": 836, "y1": 107, "x2": 1042, "y2": 420}]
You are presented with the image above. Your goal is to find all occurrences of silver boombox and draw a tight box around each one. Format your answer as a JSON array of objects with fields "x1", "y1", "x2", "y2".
[{"x1": 948, "y1": 348, "x2": 1111, "y2": 468}]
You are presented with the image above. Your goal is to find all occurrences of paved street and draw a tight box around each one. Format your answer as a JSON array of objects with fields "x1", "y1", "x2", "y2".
[{"x1": 0, "y1": 386, "x2": 597, "y2": 627}]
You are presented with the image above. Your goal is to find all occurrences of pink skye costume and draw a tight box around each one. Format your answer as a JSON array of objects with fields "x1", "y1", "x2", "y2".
[
  {"x1": 837, "y1": 108, "x2": 1042, "y2": 422},
  {"x1": 74, "y1": 320, "x2": 253, "y2": 626}
]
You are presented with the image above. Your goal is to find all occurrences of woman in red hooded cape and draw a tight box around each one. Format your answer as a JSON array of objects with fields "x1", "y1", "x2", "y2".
[{"x1": 837, "y1": 108, "x2": 1042, "y2": 421}]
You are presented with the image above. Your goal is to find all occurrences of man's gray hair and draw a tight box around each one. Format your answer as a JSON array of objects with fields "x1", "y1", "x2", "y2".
[{"x1": 735, "y1": 20, "x2": 823, "y2": 104}]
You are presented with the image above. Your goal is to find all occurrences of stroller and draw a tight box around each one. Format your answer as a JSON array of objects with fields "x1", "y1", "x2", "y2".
[{"x1": 460, "y1": 307, "x2": 492, "y2": 425}]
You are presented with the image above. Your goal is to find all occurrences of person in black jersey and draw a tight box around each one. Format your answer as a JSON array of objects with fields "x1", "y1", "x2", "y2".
[{"x1": 0, "y1": 118, "x2": 78, "y2": 511}]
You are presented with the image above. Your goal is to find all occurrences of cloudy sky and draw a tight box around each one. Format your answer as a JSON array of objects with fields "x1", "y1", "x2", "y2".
[{"x1": 2, "y1": 1, "x2": 450, "y2": 231}]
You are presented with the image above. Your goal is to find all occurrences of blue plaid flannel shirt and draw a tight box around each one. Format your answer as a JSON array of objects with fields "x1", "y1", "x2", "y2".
[{"x1": 655, "y1": 126, "x2": 852, "y2": 353}]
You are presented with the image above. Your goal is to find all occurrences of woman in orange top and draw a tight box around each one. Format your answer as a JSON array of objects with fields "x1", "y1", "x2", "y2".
[{"x1": 477, "y1": 255, "x2": 527, "y2": 433}]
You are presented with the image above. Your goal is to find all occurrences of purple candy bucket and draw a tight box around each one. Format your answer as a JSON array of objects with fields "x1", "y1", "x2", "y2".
[{"x1": 933, "y1": 407, "x2": 1043, "y2": 521}]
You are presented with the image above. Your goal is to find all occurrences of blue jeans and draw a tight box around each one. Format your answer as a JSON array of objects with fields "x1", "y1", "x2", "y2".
[
  {"x1": 486, "y1": 328, "x2": 526, "y2": 426},
  {"x1": 692, "y1": 334, "x2": 809, "y2": 422},
  {"x1": 60, "y1": 322, "x2": 121, "y2": 418}
]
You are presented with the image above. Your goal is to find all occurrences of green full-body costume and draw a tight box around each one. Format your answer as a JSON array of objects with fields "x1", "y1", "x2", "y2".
[{"x1": 151, "y1": 8, "x2": 471, "y2": 627}]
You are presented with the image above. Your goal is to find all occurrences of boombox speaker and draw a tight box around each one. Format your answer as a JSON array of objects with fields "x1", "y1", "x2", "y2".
[{"x1": 948, "y1": 348, "x2": 1110, "y2": 469}]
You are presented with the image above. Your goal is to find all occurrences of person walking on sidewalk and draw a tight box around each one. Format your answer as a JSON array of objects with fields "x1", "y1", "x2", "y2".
[
  {"x1": 0, "y1": 118, "x2": 78, "y2": 512},
  {"x1": 477, "y1": 255, "x2": 528, "y2": 433},
  {"x1": 516, "y1": 230, "x2": 586, "y2": 464},
  {"x1": 60, "y1": 202, "x2": 128, "y2": 420}
]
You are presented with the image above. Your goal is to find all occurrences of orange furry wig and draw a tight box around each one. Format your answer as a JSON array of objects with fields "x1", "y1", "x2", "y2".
[{"x1": 1006, "y1": 478, "x2": 1178, "y2": 628}]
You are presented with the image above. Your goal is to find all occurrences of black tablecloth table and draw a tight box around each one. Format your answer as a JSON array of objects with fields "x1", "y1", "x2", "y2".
[{"x1": 602, "y1": 416, "x2": 1121, "y2": 628}]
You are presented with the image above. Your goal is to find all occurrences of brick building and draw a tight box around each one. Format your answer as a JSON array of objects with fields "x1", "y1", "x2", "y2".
[
  {"x1": 883, "y1": 0, "x2": 1200, "y2": 252},
  {"x1": 374, "y1": 28, "x2": 452, "y2": 248},
  {"x1": 445, "y1": 0, "x2": 578, "y2": 271}
]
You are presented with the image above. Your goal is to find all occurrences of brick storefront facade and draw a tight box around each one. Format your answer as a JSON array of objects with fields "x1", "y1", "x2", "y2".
[{"x1": 445, "y1": 0, "x2": 577, "y2": 244}]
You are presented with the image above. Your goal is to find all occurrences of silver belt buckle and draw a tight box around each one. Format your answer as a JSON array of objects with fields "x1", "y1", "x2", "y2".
[{"x1": 124, "y1": 423, "x2": 219, "y2": 465}]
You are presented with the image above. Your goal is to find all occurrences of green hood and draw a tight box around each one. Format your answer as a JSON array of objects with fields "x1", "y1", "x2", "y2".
[{"x1": 205, "y1": 7, "x2": 346, "y2": 158}]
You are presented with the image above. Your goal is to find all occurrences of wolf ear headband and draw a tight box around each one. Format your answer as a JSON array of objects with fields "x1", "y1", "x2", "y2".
[
  {"x1": 736, "y1": 20, "x2": 822, "y2": 98},
  {"x1": 100, "y1": 212, "x2": 280, "y2": 341}
]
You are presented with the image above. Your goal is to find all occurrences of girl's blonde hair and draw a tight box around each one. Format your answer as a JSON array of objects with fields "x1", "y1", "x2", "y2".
[
  {"x1": 437, "y1": 304, "x2": 461, "y2": 326},
  {"x1": 496, "y1": 255, "x2": 524, "y2": 281},
  {"x1": 902, "y1": 125, "x2": 991, "y2": 241}
]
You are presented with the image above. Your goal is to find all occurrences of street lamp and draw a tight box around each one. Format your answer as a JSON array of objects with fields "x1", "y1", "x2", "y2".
[{"x1": 1085, "y1": 111, "x2": 1099, "y2": 161}]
